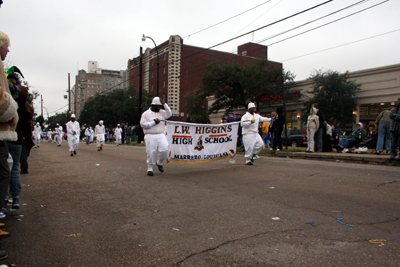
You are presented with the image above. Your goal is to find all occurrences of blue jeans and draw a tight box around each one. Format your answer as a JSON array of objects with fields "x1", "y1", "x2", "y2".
[
  {"x1": 391, "y1": 133, "x2": 400, "y2": 156},
  {"x1": 314, "y1": 128, "x2": 323, "y2": 152},
  {"x1": 6, "y1": 142, "x2": 22, "y2": 197},
  {"x1": 376, "y1": 123, "x2": 391, "y2": 152},
  {"x1": 0, "y1": 142, "x2": 10, "y2": 207},
  {"x1": 126, "y1": 135, "x2": 131, "y2": 144},
  {"x1": 340, "y1": 138, "x2": 355, "y2": 149},
  {"x1": 86, "y1": 136, "x2": 90, "y2": 145},
  {"x1": 262, "y1": 134, "x2": 269, "y2": 146}
]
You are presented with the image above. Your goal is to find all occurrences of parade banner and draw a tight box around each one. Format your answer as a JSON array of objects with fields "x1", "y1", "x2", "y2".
[{"x1": 166, "y1": 121, "x2": 239, "y2": 164}]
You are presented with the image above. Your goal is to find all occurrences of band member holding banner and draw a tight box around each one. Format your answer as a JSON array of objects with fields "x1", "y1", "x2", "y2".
[
  {"x1": 140, "y1": 97, "x2": 172, "y2": 176},
  {"x1": 241, "y1": 102, "x2": 271, "y2": 165}
]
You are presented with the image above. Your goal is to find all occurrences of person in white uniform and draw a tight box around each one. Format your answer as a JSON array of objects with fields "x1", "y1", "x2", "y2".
[
  {"x1": 241, "y1": 102, "x2": 271, "y2": 165},
  {"x1": 32, "y1": 122, "x2": 42, "y2": 148},
  {"x1": 47, "y1": 129, "x2": 53, "y2": 142},
  {"x1": 54, "y1": 123, "x2": 63, "y2": 146},
  {"x1": 89, "y1": 127, "x2": 94, "y2": 143},
  {"x1": 140, "y1": 97, "x2": 172, "y2": 176},
  {"x1": 85, "y1": 126, "x2": 93, "y2": 146},
  {"x1": 114, "y1": 124, "x2": 122, "y2": 146},
  {"x1": 95, "y1": 120, "x2": 105, "y2": 151},
  {"x1": 66, "y1": 114, "x2": 80, "y2": 156}
]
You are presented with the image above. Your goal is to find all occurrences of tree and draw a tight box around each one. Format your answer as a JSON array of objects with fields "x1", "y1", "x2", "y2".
[
  {"x1": 186, "y1": 59, "x2": 295, "y2": 122},
  {"x1": 79, "y1": 86, "x2": 154, "y2": 127},
  {"x1": 302, "y1": 70, "x2": 361, "y2": 128},
  {"x1": 185, "y1": 90, "x2": 211, "y2": 123},
  {"x1": 46, "y1": 111, "x2": 68, "y2": 130},
  {"x1": 35, "y1": 115, "x2": 45, "y2": 126}
]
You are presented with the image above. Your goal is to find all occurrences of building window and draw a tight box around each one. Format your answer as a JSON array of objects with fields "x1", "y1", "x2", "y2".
[
  {"x1": 151, "y1": 72, "x2": 153, "y2": 78},
  {"x1": 163, "y1": 80, "x2": 165, "y2": 88},
  {"x1": 164, "y1": 54, "x2": 166, "y2": 60},
  {"x1": 163, "y1": 67, "x2": 165, "y2": 74}
]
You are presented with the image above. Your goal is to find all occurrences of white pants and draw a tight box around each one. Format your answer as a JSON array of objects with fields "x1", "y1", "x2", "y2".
[
  {"x1": 116, "y1": 135, "x2": 122, "y2": 145},
  {"x1": 54, "y1": 134, "x2": 63, "y2": 145},
  {"x1": 97, "y1": 134, "x2": 105, "y2": 147},
  {"x1": 68, "y1": 134, "x2": 79, "y2": 152},
  {"x1": 307, "y1": 128, "x2": 315, "y2": 152},
  {"x1": 34, "y1": 134, "x2": 41, "y2": 147},
  {"x1": 144, "y1": 133, "x2": 168, "y2": 171},
  {"x1": 243, "y1": 133, "x2": 264, "y2": 163},
  {"x1": 48, "y1": 135, "x2": 52, "y2": 141}
]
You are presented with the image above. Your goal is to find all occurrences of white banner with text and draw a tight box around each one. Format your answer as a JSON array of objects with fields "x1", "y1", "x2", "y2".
[{"x1": 166, "y1": 121, "x2": 239, "y2": 164}]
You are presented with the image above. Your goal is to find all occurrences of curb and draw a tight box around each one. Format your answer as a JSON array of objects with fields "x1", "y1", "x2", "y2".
[{"x1": 274, "y1": 152, "x2": 400, "y2": 167}]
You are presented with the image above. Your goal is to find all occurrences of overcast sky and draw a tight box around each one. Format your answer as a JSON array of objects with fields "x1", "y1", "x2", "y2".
[{"x1": 1, "y1": 0, "x2": 399, "y2": 116}]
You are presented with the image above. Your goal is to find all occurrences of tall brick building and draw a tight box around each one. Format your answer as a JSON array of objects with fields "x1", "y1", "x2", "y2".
[{"x1": 128, "y1": 35, "x2": 282, "y2": 120}]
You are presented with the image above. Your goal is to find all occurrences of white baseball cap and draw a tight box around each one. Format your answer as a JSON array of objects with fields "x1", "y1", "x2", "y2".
[
  {"x1": 151, "y1": 97, "x2": 162, "y2": 105},
  {"x1": 248, "y1": 102, "x2": 256, "y2": 109},
  {"x1": 70, "y1": 114, "x2": 76, "y2": 118},
  {"x1": 99, "y1": 120, "x2": 103, "y2": 125}
]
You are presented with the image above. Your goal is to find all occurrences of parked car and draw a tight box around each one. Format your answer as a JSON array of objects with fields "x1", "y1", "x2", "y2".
[{"x1": 282, "y1": 129, "x2": 307, "y2": 147}]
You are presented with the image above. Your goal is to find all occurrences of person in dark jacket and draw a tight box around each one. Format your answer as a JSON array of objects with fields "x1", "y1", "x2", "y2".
[
  {"x1": 312, "y1": 103, "x2": 326, "y2": 152},
  {"x1": 389, "y1": 98, "x2": 400, "y2": 159},
  {"x1": 272, "y1": 106, "x2": 284, "y2": 150}
]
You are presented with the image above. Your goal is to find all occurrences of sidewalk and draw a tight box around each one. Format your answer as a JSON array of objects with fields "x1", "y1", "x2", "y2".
[{"x1": 274, "y1": 151, "x2": 400, "y2": 166}]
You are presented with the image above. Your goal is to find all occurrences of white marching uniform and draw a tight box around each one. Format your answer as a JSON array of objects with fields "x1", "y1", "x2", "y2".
[
  {"x1": 33, "y1": 125, "x2": 42, "y2": 147},
  {"x1": 54, "y1": 126, "x2": 63, "y2": 145},
  {"x1": 241, "y1": 112, "x2": 271, "y2": 163},
  {"x1": 114, "y1": 127, "x2": 123, "y2": 145},
  {"x1": 140, "y1": 104, "x2": 172, "y2": 172},
  {"x1": 47, "y1": 131, "x2": 53, "y2": 141},
  {"x1": 95, "y1": 124, "x2": 105, "y2": 147},
  {"x1": 66, "y1": 120, "x2": 80, "y2": 152}
]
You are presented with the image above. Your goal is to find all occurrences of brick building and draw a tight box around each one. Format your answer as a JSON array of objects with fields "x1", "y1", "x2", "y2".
[{"x1": 128, "y1": 35, "x2": 282, "y2": 120}]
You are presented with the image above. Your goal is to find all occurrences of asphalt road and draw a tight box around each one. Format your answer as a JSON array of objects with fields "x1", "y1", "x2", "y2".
[{"x1": 1, "y1": 141, "x2": 399, "y2": 266}]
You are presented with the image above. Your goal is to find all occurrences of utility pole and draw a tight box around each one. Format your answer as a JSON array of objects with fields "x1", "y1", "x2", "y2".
[
  {"x1": 41, "y1": 95, "x2": 43, "y2": 119},
  {"x1": 138, "y1": 46, "x2": 143, "y2": 143},
  {"x1": 68, "y1": 73, "x2": 71, "y2": 120}
]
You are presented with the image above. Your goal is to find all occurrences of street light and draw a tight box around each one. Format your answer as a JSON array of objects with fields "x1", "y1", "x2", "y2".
[{"x1": 142, "y1": 34, "x2": 160, "y2": 96}]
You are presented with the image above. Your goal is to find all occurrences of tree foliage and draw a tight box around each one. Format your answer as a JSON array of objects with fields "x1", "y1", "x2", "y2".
[
  {"x1": 46, "y1": 111, "x2": 68, "y2": 130},
  {"x1": 302, "y1": 70, "x2": 361, "y2": 128},
  {"x1": 79, "y1": 86, "x2": 154, "y2": 127},
  {"x1": 186, "y1": 59, "x2": 295, "y2": 121}
]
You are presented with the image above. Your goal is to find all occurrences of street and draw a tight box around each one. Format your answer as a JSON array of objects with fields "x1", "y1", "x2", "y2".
[{"x1": 1, "y1": 141, "x2": 399, "y2": 266}]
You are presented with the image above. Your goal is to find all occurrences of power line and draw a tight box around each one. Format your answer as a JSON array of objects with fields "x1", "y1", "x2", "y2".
[
  {"x1": 183, "y1": 0, "x2": 273, "y2": 39},
  {"x1": 93, "y1": 1, "x2": 334, "y2": 95},
  {"x1": 48, "y1": 104, "x2": 68, "y2": 115},
  {"x1": 232, "y1": 0, "x2": 284, "y2": 38},
  {"x1": 280, "y1": 28, "x2": 400, "y2": 62},
  {"x1": 266, "y1": 0, "x2": 389, "y2": 46},
  {"x1": 256, "y1": 0, "x2": 367, "y2": 44}
]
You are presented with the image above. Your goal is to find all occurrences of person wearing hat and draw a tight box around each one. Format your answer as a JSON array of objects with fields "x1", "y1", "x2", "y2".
[
  {"x1": 95, "y1": 120, "x2": 105, "y2": 151},
  {"x1": 241, "y1": 102, "x2": 271, "y2": 165},
  {"x1": 339, "y1": 122, "x2": 366, "y2": 153},
  {"x1": 114, "y1": 124, "x2": 122, "y2": 146},
  {"x1": 226, "y1": 112, "x2": 236, "y2": 123},
  {"x1": 66, "y1": 114, "x2": 80, "y2": 156},
  {"x1": 140, "y1": 96, "x2": 172, "y2": 176},
  {"x1": 32, "y1": 122, "x2": 42, "y2": 148},
  {"x1": 54, "y1": 123, "x2": 63, "y2": 146}
]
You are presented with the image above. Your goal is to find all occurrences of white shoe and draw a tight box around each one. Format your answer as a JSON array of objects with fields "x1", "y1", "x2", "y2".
[
  {"x1": 270, "y1": 148, "x2": 273, "y2": 150},
  {"x1": 276, "y1": 149, "x2": 280, "y2": 151},
  {"x1": 342, "y1": 148, "x2": 348, "y2": 153}
]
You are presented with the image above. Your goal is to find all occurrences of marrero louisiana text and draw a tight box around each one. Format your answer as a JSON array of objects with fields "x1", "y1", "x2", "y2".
[{"x1": 173, "y1": 152, "x2": 228, "y2": 160}]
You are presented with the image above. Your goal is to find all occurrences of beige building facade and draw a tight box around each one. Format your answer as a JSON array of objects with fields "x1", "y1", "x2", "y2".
[{"x1": 210, "y1": 63, "x2": 400, "y2": 132}]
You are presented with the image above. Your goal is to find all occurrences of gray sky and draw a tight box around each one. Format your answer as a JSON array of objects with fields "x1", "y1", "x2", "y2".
[{"x1": 1, "y1": 0, "x2": 399, "y2": 117}]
